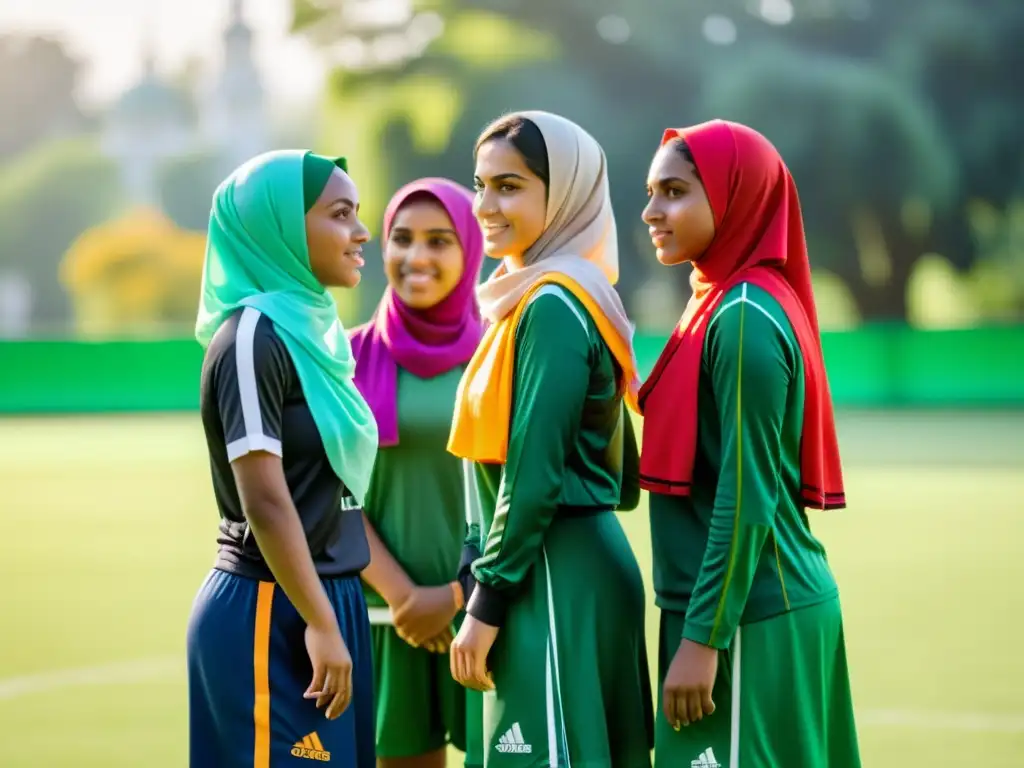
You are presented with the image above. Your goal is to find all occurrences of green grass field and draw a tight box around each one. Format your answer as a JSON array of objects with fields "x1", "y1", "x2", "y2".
[{"x1": 1, "y1": 412, "x2": 1022, "y2": 766}]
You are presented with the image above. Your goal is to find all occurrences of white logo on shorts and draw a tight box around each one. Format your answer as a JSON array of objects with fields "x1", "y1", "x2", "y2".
[
  {"x1": 692, "y1": 747, "x2": 722, "y2": 767},
  {"x1": 495, "y1": 722, "x2": 533, "y2": 754}
]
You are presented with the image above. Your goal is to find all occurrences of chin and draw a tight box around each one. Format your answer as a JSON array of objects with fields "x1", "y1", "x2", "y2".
[
  {"x1": 336, "y1": 270, "x2": 361, "y2": 289},
  {"x1": 656, "y1": 248, "x2": 685, "y2": 266},
  {"x1": 397, "y1": 290, "x2": 437, "y2": 310}
]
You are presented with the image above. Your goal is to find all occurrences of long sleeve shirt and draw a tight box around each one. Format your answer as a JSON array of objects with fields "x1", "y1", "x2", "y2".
[
  {"x1": 649, "y1": 282, "x2": 839, "y2": 649},
  {"x1": 459, "y1": 285, "x2": 640, "y2": 627}
]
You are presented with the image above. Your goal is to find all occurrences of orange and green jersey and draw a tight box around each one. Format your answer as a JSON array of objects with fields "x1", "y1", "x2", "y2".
[
  {"x1": 457, "y1": 285, "x2": 640, "y2": 625},
  {"x1": 649, "y1": 282, "x2": 838, "y2": 649}
]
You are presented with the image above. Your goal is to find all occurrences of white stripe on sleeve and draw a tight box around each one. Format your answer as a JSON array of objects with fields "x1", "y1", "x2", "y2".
[{"x1": 226, "y1": 306, "x2": 283, "y2": 461}]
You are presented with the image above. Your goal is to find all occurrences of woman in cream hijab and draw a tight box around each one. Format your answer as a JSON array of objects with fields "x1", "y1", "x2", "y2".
[{"x1": 448, "y1": 111, "x2": 653, "y2": 767}]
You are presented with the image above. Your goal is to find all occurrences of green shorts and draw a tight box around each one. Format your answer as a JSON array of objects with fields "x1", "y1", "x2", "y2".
[
  {"x1": 370, "y1": 623, "x2": 467, "y2": 758},
  {"x1": 654, "y1": 596, "x2": 861, "y2": 768},
  {"x1": 465, "y1": 688, "x2": 484, "y2": 768},
  {"x1": 478, "y1": 512, "x2": 654, "y2": 767}
]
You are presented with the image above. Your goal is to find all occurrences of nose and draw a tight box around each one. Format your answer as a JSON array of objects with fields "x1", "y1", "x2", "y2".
[
  {"x1": 641, "y1": 197, "x2": 662, "y2": 226},
  {"x1": 352, "y1": 216, "x2": 371, "y2": 244},
  {"x1": 404, "y1": 242, "x2": 432, "y2": 268},
  {"x1": 473, "y1": 187, "x2": 498, "y2": 218}
]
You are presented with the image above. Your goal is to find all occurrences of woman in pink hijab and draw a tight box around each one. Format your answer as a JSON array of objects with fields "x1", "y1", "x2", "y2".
[{"x1": 349, "y1": 177, "x2": 485, "y2": 768}]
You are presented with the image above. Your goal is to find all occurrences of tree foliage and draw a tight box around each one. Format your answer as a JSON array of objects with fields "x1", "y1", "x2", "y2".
[
  {"x1": 294, "y1": 0, "x2": 1024, "y2": 325},
  {"x1": 0, "y1": 138, "x2": 122, "y2": 325},
  {"x1": 59, "y1": 208, "x2": 206, "y2": 338}
]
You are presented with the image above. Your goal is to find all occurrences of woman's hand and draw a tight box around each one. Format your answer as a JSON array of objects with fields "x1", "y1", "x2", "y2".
[
  {"x1": 423, "y1": 627, "x2": 454, "y2": 654},
  {"x1": 392, "y1": 585, "x2": 459, "y2": 648},
  {"x1": 303, "y1": 620, "x2": 353, "y2": 720},
  {"x1": 449, "y1": 614, "x2": 498, "y2": 691},
  {"x1": 663, "y1": 638, "x2": 718, "y2": 729}
]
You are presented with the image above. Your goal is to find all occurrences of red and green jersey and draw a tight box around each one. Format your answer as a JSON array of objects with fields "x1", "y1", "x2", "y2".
[{"x1": 649, "y1": 282, "x2": 838, "y2": 649}]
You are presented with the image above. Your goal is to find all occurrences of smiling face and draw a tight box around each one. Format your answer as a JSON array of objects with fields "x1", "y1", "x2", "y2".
[
  {"x1": 472, "y1": 137, "x2": 547, "y2": 268},
  {"x1": 304, "y1": 168, "x2": 371, "y2": 288},
  {"x1": 642, "y1": 141, "x2": 716, "y2": 266},
  {"x1": 384, "y1": 196, "x2": 465, "y2": 310}
]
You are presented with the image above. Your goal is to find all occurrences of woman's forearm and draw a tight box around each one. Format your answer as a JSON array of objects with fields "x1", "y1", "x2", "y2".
[
  {"x1": 359, "y1": 511, "x2": 414, "y2": 607},
  {"x1": 246, "y1": 501, "x2": 338, "y2": 631}
]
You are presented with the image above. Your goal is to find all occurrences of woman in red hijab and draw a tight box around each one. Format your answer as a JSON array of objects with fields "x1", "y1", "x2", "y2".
[{"x1": 639, "y1": 120, "x2": 861, "y2": 768}]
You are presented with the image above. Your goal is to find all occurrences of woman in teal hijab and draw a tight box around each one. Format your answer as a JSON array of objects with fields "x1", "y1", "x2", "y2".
[{"x1": 188, "y1": 149, "x2": 378, "y2": 768}]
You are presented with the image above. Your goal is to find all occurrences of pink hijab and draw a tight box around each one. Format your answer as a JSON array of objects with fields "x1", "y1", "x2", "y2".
[{"x1": 349, "y1": 178, "x2": 485, "y2": 446}]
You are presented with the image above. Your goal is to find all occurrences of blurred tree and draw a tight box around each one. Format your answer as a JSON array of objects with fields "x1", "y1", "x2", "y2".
[
  {"x1": 701, "y1": 44, "x2": 958, "y2": 320},
  {"x1": 59, "y1": 208, "x2": 206, "y2": 338},
  {"x1": 294, "y1": 0, "x2": 1024, "y2": 325},
  {"x1": 963, "y1": 196, "x2": 1024, "y2": 320},
  {"x1": 293, "y1": 0, "x2": 706, "y2": 310},
  {"x1": 0, "y1": 138, "x2": 123, "y2": 329},
  {"x1": 158, "y1": 151, "x2": 222, "y2": 232},
  {"x1": 0, "y1": 35, "x2": 86, "y2": 162},
  {"x1": 777, "y1": 0, "x2": 1024, "y2": 305},
  {"x1": 893, "y1": 0, "x2": 1024, "y2": 275}
]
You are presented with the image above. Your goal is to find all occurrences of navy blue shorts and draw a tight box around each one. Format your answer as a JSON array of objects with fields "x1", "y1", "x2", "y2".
[{"x1": 187, "y1": 569, "x2": 374, "y2": 767}]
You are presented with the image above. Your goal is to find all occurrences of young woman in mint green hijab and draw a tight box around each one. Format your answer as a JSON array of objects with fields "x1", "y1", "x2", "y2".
[{"x1": 188, "y1": 150, "x2": 379, "y2": 768}]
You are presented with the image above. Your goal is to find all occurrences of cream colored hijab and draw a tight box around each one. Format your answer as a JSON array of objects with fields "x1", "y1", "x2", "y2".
[{"x1": 475, "y1": 111, "x2": 635, "y2": 356}]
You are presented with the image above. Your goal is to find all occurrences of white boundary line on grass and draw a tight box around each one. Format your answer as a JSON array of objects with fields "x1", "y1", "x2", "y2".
[
  {"x1": 857, "y1": 709, "x2": 1024, "y2": 734},
  {"x1": 0, "y1": 656, "x2": 181, "y2": 701},
  {"x1": 1, "y1": 657, "x2": 1022, "y2": 735}
]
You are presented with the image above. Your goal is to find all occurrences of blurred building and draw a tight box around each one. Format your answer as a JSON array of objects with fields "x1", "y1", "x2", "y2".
[{"x1": 100, "y1": 0, "x2": 268, "y2": 204}]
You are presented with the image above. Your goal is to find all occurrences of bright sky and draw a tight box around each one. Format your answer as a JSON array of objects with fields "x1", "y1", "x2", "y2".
[{"x1": 0, "y1": 0, "x2": 326, "y2": 107}]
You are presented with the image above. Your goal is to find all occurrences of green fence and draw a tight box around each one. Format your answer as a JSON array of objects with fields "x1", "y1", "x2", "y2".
[{"x1": 1, "y1": 326, "x2": 1022, "y2": 414}]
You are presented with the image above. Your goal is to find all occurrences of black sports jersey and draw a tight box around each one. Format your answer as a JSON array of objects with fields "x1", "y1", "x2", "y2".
[{"x1": 199, "y1": 307, "x2": 370, "y2": 580}]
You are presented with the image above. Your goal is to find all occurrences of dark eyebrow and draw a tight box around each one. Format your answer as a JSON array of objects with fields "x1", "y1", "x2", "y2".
[
  {"x1": 327, "y1": 197, "x2": 356, "y2": 209},
  {"x1": 476, "y1": 172, "x2": 528, "y2": 184},
  {"x1": 654, "y1": 176, "x2": 688, "y2": 186},
  {"x1": 391, "y1": 226, "x2": 457, "y2": 236}
]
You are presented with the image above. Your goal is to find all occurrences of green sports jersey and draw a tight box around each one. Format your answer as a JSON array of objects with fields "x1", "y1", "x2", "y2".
[
  {"x1": 649, "y1": 282, "x2": 838, "y2": 649},
  {"x1": 464, "y1": 284, "x2": 640, "y2": 624},
  {"x1": 362, "y1": 366, "x2": 466, "y2": 606},
  {"x1": 460, "y1": 284, "x2": 652, "y2": 768}
]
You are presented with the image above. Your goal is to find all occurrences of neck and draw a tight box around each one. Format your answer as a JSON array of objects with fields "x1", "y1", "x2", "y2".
[{"x1": 502, "y1": 254, "x2": 527, "y2": 272}]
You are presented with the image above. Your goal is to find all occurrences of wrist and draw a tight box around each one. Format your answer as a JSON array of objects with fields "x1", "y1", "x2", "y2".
[
  {"x1": 449, "y1": 580, "x2": 465, "y2": 612},
  {"x1": 308, "y1": 603, "x2": 340, "y2": 633},
  {"x1": 680, "y1": 625, "x2": 725, "y2": 651},
  {"x1": 384, "y1": 581, "x2": 414, "y2": 609}
]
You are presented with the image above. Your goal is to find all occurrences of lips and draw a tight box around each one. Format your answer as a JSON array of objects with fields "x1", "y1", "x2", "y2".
[
  {"x1": 483, "y1": 224, "x2": 509, "y2": 238},
  {"x1": 402, "y1": 270, "x2": 438, "y2": 287},
  {"x1": 649, "y1": 229, "x2": 671, "y2": 247},
  {"x1": 344, "y1": 250, "x2": 365, "y2": 267}
]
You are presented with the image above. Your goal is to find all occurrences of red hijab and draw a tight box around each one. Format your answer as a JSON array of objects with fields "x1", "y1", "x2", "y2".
[{"x1": 638, "y1": 120, "x2": 845, "y2": 510}]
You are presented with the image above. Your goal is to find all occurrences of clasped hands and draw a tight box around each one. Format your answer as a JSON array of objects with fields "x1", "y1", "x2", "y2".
[
  {"x1": 391, "y1": 583, "x2": 461, "y2": 654},
  {"x1": 391, "y1": 584, "x2": 499, "y2": 692}
]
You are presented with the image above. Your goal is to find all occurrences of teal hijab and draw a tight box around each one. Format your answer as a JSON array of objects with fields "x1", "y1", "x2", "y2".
[{"x1": 196, "y1": 149, "x2": 378, "y2": 504}]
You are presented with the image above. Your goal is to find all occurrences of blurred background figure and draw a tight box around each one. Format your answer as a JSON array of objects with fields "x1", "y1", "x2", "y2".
[
  {"x1": 351, "y1": 176, "x2": 485, "y2": 768},
  {"x1": 0, "y1": 1, "x2": 1021, "y2": 767}
]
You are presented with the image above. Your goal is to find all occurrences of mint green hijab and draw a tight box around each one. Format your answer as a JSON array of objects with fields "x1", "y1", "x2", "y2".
[{"x1": 196, "y1": 149, "x2": 378, "y2": 504}]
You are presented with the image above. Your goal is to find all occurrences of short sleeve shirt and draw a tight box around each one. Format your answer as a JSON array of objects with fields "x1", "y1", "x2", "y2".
[{"x1": 199, "y1": 307, "x2": 369, "y2": 581}]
